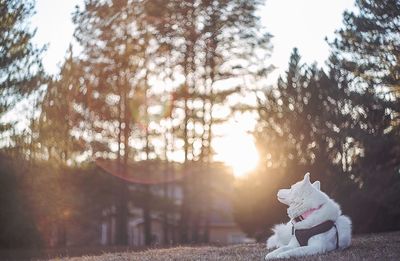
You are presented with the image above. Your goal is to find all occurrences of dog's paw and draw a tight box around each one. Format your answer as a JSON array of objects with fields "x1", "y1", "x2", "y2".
[
  {"x1": 265, "y1": 252, "x2": 277, "y2": 260},
  {"x1": 275, "y1": 252, "x2": 290, "y2": 259}
]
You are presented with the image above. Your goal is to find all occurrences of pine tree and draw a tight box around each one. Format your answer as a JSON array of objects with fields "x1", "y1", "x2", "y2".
[
  {"x1": 37, "y1": 47, "x2": 81, "y2": 165},
  {"x1": 0, "y1": 0, "x2": 46, "y2": 133},
  {"x1": 331, "y1": 0, "x2": 400, "y2": 95},
  {"x1": 234, "y1": 49, "x2": 353, "y2": 238},
  {"x1": 70, "y1": 0, "x2": 273, "y2": 245},
  {"x1": 331, "y1": 0, "x2": 400, "y2": 232},
  {"x1": 147, "y1": 0, "x2": 272, "y2": 243},
  {"x1": 72, "y1": 0, "x2": 163, "y2": 246}
]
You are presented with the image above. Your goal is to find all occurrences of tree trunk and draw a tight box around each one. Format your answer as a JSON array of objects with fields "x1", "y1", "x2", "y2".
[
  {"x1": 115, "y1": 180, "x2": 128, "y2": 245},
  {"x1": 143, "y1": 184, "x2": 153, "y2": 245},
  {"x1": 143, "y1": 80, "x2": 153, "y2": 246},
  {"x1": 179, "y1": 45, "x2": 191, "y2": 243},
  {"x1": 162, "y1": 126, "x2": 170, "y2": 245},
  {"x1": 115, "y1": 73, "x2": 128, "y2": 246}
]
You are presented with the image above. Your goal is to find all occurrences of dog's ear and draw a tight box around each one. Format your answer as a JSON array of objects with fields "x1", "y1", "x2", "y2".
[
  {"x1": 312, "y1": 181, "x2": 320, "y2": 190},
  {"x1": 303, "y1": 172, "x2": 310, "y2": 183}
]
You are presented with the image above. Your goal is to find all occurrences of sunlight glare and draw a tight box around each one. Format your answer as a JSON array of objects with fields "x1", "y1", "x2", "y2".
[{"x1": 214, "y1": 127, "x2": 259, "y2": 178}]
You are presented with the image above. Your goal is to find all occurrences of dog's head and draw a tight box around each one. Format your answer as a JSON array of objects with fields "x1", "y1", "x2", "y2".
[{"x1": 277, "y1": 173, "x2": 325, "y2": 220}]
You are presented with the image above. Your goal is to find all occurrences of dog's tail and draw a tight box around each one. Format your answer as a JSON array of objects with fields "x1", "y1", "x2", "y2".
[
  {"x1": 266, "y1": 223, "x2": 292, "y2": 249},
  {"x1": 336, "y1": 215, "x2": 352, "y2": 249}
]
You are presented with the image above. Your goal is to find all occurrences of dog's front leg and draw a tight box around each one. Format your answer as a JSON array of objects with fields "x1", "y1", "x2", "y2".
[
  {"x1": 275, "y1": 245, "x2": 323, "y2": 259},
  {"x1": 265, "y1": 246, "x2": 294, "y2": 260}
]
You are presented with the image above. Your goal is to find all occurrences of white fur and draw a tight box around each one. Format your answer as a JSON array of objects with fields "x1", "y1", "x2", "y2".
[
  {"x1": 267, "y1": 223, "x2": 292, "y2": 249},
  {"x1": 265, "y1": 173, "x2": 352, "y2": 260}
]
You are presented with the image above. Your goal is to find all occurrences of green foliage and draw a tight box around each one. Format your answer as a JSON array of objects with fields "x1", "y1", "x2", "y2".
[
  {"x1": 235, "y1": 1, "x2": 400, "y2": 237},
  {"x1": 68, "y1": 0, "x2": 273, "y2": 245},
  {"x1": 4, "y1": 0, "x2": 400, "y2": 251},
  {"x1": 9, "y1": 158, "x2": 118, "y2": 248},
  {"x1": 330, "y1": 0, "x2": 400, "y2": 232},
  {"x1": 331, "y1": 0, "x2": 400, "y2": 91},
  {"x1": 0, "y1": 0, "x2": 46, "y2": 131},
  {"x1": 0, "y1": 153, "x2": 41, "y2": 248},
  {"x1": 235, "y1": 49, "x2": 354, "y2": 237},
  {"x1": 37, "y1": 48, "x2": 81, "y2": 165}
]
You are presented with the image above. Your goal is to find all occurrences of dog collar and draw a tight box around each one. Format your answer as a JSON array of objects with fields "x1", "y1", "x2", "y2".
[{"x1": 293, "y1": 205, "x2": 323, "y2": 223}]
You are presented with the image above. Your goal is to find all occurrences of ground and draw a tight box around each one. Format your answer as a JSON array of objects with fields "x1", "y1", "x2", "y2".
[
  {"x1": 54, "y1": 231, "x2": 400, "y2": 261},
  {"x1": 2, "y1": 231, "x2": 400, "y2": 260}
]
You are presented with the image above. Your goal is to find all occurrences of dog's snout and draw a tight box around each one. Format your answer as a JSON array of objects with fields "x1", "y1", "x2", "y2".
[
  {"x1": 277, "y1": 189, "x2": 291, "y2": 205},
  {"x1": 277, "y1": 189, "x2": 288, "y2": 198}
]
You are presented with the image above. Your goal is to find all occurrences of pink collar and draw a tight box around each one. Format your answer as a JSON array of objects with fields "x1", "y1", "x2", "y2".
[{"x1": 293, "y1": 205, "x2": 323, "y2": 223}]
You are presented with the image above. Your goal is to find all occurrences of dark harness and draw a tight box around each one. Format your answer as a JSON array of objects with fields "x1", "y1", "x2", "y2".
[{"x1": 292, "y1": 220, "x2": 339, "y2": 248}]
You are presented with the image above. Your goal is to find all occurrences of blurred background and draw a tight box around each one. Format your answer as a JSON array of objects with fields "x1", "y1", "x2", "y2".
[{"x1": 1, "y1": 0, "x2": 399, "y2": 256}]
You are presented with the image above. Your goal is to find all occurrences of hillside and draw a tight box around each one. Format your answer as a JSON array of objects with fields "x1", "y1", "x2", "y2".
[{"x1": 52, "y1": 231, "x2": 400, "y2": 261}]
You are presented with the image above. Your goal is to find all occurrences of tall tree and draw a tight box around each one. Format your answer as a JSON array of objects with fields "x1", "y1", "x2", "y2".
[
  {"x1": 331, "y1": 0, "x2": 400, "y2": 96},
  {"x1": 0, "y1": 0, "x2": 46, "y2": 134},
  {"x1": 147, "y1": 0, "x2": 272, "y2": 243},
  {"x1": 37, "y1": 47, "x2": 81, "y2": 165},
  {"x1": 72, "y1": 0, "x2": 164, "y2": 245},
  {"x1": 330, "y1": 0, "x2": 400, "y2": 232},
  {"x1": 70, "y1": 0, "x2": 273, "y2": 245},
  {"x1": 235, "y1": 49, "x2": 354, "y2": 238},
  {"x1": 235, "y1": 0, "x2": 400, "y2": 236}
]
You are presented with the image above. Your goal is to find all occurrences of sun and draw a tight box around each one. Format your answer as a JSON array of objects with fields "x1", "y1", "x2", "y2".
[{"x1": 214, "y1": 126, "x2": 259, "y2": 178}]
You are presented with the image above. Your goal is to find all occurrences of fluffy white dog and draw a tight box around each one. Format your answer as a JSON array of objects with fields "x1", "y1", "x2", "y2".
[{"x1": 265, "y1": 173, "x2": 352, "y2": 260}]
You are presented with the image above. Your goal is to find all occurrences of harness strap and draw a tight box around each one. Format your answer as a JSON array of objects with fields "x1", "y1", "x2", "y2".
[
  {"x1": 292, "y1": 223, "x2": 295, "y2": 235},
  {"x1": 333, "y1": 223, "x2": 339, "y2": 249},
  {"x1": 292, "y1": 220, "x2": 339, "y2": 248}
]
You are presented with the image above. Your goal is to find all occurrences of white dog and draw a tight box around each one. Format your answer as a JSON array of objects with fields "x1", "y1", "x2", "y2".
[{"x1": 265, "y1": 173, "x2": 352, "y2": 259}]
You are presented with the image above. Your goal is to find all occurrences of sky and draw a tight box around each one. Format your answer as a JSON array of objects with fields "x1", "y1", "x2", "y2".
[
  {"x1": 261, "y1": 0, "x2": 355, "y2": 80},
  {"x1": 32, "y1": 0, "x2": 355, "y2": 76},
  {"x1": 31, "y1": 0, "x2": 82, "y2": 75}
]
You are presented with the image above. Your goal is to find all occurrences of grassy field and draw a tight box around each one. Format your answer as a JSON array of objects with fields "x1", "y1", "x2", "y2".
[
  {"x1": 3, "y1": 231, "x2": 400, "y2": 260},
  {"x1": 54, "y1": 231, "x2": 400, "y2": 261}
]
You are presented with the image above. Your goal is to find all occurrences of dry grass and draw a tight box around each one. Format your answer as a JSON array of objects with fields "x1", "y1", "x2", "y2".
[
  {"x1": 2, "y1": 231, "x2": 399, "y2": 260},
  {"x1": 47, "y1": 231, "x2": 400, "y2": 261}
]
